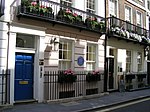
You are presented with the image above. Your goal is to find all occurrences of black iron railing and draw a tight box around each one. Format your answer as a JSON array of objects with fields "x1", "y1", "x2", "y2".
[
  {"x1": 44, "y1": 71, "x2": 103, "y2": 101},
  {"x1": 0, "y1": 70, "x2": 10, "y2": 105},
  {"x1": 125, "y1": 72, "x2": 147, "y2": 90},
  {"x1": 16, "y1": 0, "x2": 105, "y2": 33},
  {"x1": 108, "y1": 17, "x2": 150, "y2": 45}
]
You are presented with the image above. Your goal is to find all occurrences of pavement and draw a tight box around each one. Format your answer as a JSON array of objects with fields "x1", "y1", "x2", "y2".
[{"x1": 1, "y1": 89, "x2": 150, "y2": 112}]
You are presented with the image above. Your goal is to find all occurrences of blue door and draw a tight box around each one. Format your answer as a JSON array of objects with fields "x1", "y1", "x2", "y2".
[{"x1": 14, "y1": 53, "x2": 34, "y2": 101}]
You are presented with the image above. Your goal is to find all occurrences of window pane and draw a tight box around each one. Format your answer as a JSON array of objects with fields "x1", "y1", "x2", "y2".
[
  {"x1": 86, "y1": 0, "x2": 95, "y2": 14},
  {"x1": 63, "y1": 51, "x2": 67, "y2": 59},
  {"x1": 63, "y1": 43, "x2": 67, "y2": 50},
  {"x1": 16, "y1": 34, "x2": 35, "y2": 48},
  {"x1": 59, "y1": 50, "x2": 63, "y2": 59}
]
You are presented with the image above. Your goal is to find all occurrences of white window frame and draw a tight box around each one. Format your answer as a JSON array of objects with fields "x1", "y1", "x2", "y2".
[
  {"x1": 125, "y1": 5, "x2": 132, "y2": 23},
  {"x1": 137, "y1": 52, "x2": 142, "y2": 72},
  {"x1": 60, "y1": 0, "x2": 72, "y2": 7},
  {"x1": 109, "y1": 0, "x2": 118, "y2": 17},
  {"x1": 126, "y1": 50, "x2": 132, "y2": 73},
  {"x1": 86, "y1": 43, "x2": 97, "y2": 71},
  {"x1": 86, "y1": 0, "x2": 95, "y2": 14},
  {"x1": 148, "y1": 0, "x2": 150, "y2": 10},
  {"x1": 59, "y1": 40, "x2": 73, "y2": 70},
  {"x1": 136, "y1": 11, "x2": 142, "y2": 27}
]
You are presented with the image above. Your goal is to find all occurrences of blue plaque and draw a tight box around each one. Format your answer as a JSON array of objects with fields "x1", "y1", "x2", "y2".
[{"x1": 77, "y1": 56, "x2": 84, "y2": 66}]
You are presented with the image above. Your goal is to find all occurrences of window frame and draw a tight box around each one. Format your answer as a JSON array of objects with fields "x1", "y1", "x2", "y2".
[
  {"x1": 136, "y1": 11, "x2": 142, "y2": 27},
  {"x1": 109, "y1": 0, "x2": 118, "y2": 17},
  {"x1": 86, "y1": 0, "x2": 95, "y2": 14},
  {"x1": 148, "y1": 0, "x2": 150, "y2": 10},
  {"x1": 86, "y1": 43, "x2": 97, "y2": 71},
  {"x1": 137, "y1": 52, "x2": 142, "y2": 72},
  {"x1": 125, "y1": 5, "x2": 132, "y2": 23},
  {"x1": 58, "y1": 40, "x2": 73, "y2": 70},
  {"x1": 60, "y1": 0, "x2": 72, "y2": 7},
  {"x1": 126, "y1": 50, "x2": 132, "y2": 73}
]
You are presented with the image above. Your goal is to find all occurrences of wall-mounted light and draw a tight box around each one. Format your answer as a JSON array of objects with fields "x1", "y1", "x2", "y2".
[{"x1": 50, "y1": 37, "x2": 59, "y2": 51}]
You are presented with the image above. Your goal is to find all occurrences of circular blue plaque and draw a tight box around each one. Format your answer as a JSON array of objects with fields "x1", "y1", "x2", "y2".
[{"x1": 77, "y1": 56, "x2": 84, "y2": 66}]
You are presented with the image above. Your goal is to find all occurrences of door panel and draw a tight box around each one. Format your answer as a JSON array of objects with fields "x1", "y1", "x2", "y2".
[
  {"x1": 107, "y1": 57, "x2": 114, "y2": 90},
  {"x1": 14, "y1": 53, "x2": 34, "y2": 101}
]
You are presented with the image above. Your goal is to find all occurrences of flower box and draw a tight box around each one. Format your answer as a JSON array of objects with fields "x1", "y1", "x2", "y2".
[
  {"x1": 58, "y1": 69, "x2": 77, "y2": 83},
  {"x1": 125, "y1": 74, "x2": 135, "y2": 80},
  {"x1": 20, "y1": 0, "x2": 54, "y2": 19},
  {"x1": 86, "y1": 71, "x2": 101, "y2": 82}
]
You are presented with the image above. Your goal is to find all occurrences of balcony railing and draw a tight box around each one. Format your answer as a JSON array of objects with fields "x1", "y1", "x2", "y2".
[
  {"x1": 108, "y1": 16, "x2": 150, "y2": 45},
  {"x1": 15, "y1": 0, "x2": 105, "y2": 34}
]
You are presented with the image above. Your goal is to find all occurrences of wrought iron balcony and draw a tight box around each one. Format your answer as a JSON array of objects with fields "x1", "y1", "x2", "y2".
[
  {"x1": 16, "y1": 0, "x2": 105, "y2": 34},
  {"x1": 0, "y1": 0, "x2": 5, "y2": 17},
  {"x1": 108, "y1": 16, "x2": 150, "y2": 45}
]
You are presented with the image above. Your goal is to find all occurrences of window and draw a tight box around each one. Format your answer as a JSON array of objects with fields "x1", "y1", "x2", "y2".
[
  {"x1": 86, "y1": 44, "x2": 96, "y2": 71},
  {"x1": 109, "y1": 48, "x2": 114, "y2": 56},
  {"x1": 148, "y1": 0, "x2": 150, "y2": 10},
  {"x1": 59, "y1": 41, "x2": 72, "y2": 70},
  {"x1": 125, "y1": 6, "x2": 131, "y2": 22},
  {"x1": 109, "y1": 0, "x2": 117, "y2": 16},
  {"x1": 0, "y1": 0, "x2": 5, "y2": 17},
  {"x1": 86, "y1": 0, "x2": 95, "y2": 14},
  {"x1": 125, "y1": 6, "x2": 132, "y2": 31},
  {"x1": 137, "y1": 52, "x2": 142, "y2": 72},
  {"x1": 60, "y1": 0, "x2": 72, "y2": 7},
  {"x1": 16, "y1": 34, "x2": 35, "y2": 48},
  {"x1": 126, "y1": 51, "x2": 131, "y2": 72},
  {"x1": 136, "y1": 11, "x2": 142, "y2": 26}
]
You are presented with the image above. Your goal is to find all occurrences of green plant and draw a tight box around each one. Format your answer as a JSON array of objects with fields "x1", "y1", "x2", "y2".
[
  {"x1": 64, "y1": 9, "x2": 75, "y2": 23},
  {"x1": 29, "y1": 1, "x2": 39, "y2": 12},
  {"x1": 21, "y1": 0, "x2": 30, "y2": 6},
  {"x1": 99, "y1": 21, "x2": 105, "y2": 32},
  {"x1": 85, "y1": 17, "x2": 100, "y2": 30}
]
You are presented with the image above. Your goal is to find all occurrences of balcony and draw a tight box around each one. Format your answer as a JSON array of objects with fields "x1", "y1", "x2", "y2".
[
  {"x1": 15, "y1": 0, "x2": 105, "y2": 34},
  {"x1": 0, "y1": 0, "x2": 5, "y2": 17},
  {"x1": 107, "y1": 16, "x2": 150, "y2": 45}
]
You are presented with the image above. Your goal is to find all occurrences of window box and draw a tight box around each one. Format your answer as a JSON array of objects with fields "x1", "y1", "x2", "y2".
[
  {"x1": 58, "y1": 69, "x2": 77, "y2": 83},
  {"x1": 20, "y1": 0, "x2": 54, "y2": 19},
  {"x1": 86, "y1": 71, "x2": 101, "y2": 82}
]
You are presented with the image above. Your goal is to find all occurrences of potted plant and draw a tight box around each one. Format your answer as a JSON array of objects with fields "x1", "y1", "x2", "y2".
[
  {"x1": 86, "y1": 70, "x2": 101, "y2": 82},
  {"x1": 72, "y1": 13, "x2": 84, "y2": 26},
  {"x1": 20, "y1": 0, "x2": 30, "y2": 13},
  {"x1": 99, "y1": 21, "x2": 105, "y2": 32},
  {"x1": 85, "y1": 17, "x2": 100, "y2": 30},
  {"x1": 58, "y1": 69, "x2": 77, "y2": 83},
  {"x1": 38, "y1": 5, "x2": 53, "y2": 18}
]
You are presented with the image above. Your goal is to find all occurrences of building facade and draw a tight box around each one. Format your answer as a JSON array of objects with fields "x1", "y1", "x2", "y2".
[
  {"x1": 0, "y1": 0, "x2": 106, "y2": 104},
  {"x1": 106, "y1": 0, "x2": 150, "y2": 91},
  {"x1": 0, "y1": 0, "x2": 149, "y2": 105}
]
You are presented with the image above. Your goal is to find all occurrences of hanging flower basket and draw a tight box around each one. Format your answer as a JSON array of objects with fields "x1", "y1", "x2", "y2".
[
  {"x1": 58, "y1": 69, "x2": 77, "y2": 83},
  {"x1": 86, "y1": 71, "x2": 101, "y2": 82}
]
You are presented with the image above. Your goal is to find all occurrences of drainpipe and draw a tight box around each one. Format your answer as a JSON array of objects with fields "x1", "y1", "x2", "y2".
[{"x1": 104, "y1": 0, "x2": 108, "y2": 92}]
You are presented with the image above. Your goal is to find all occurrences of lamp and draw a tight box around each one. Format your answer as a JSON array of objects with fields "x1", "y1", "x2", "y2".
[{"x1": 50, "y1": 37, "x2": 59, "y2": 51}]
